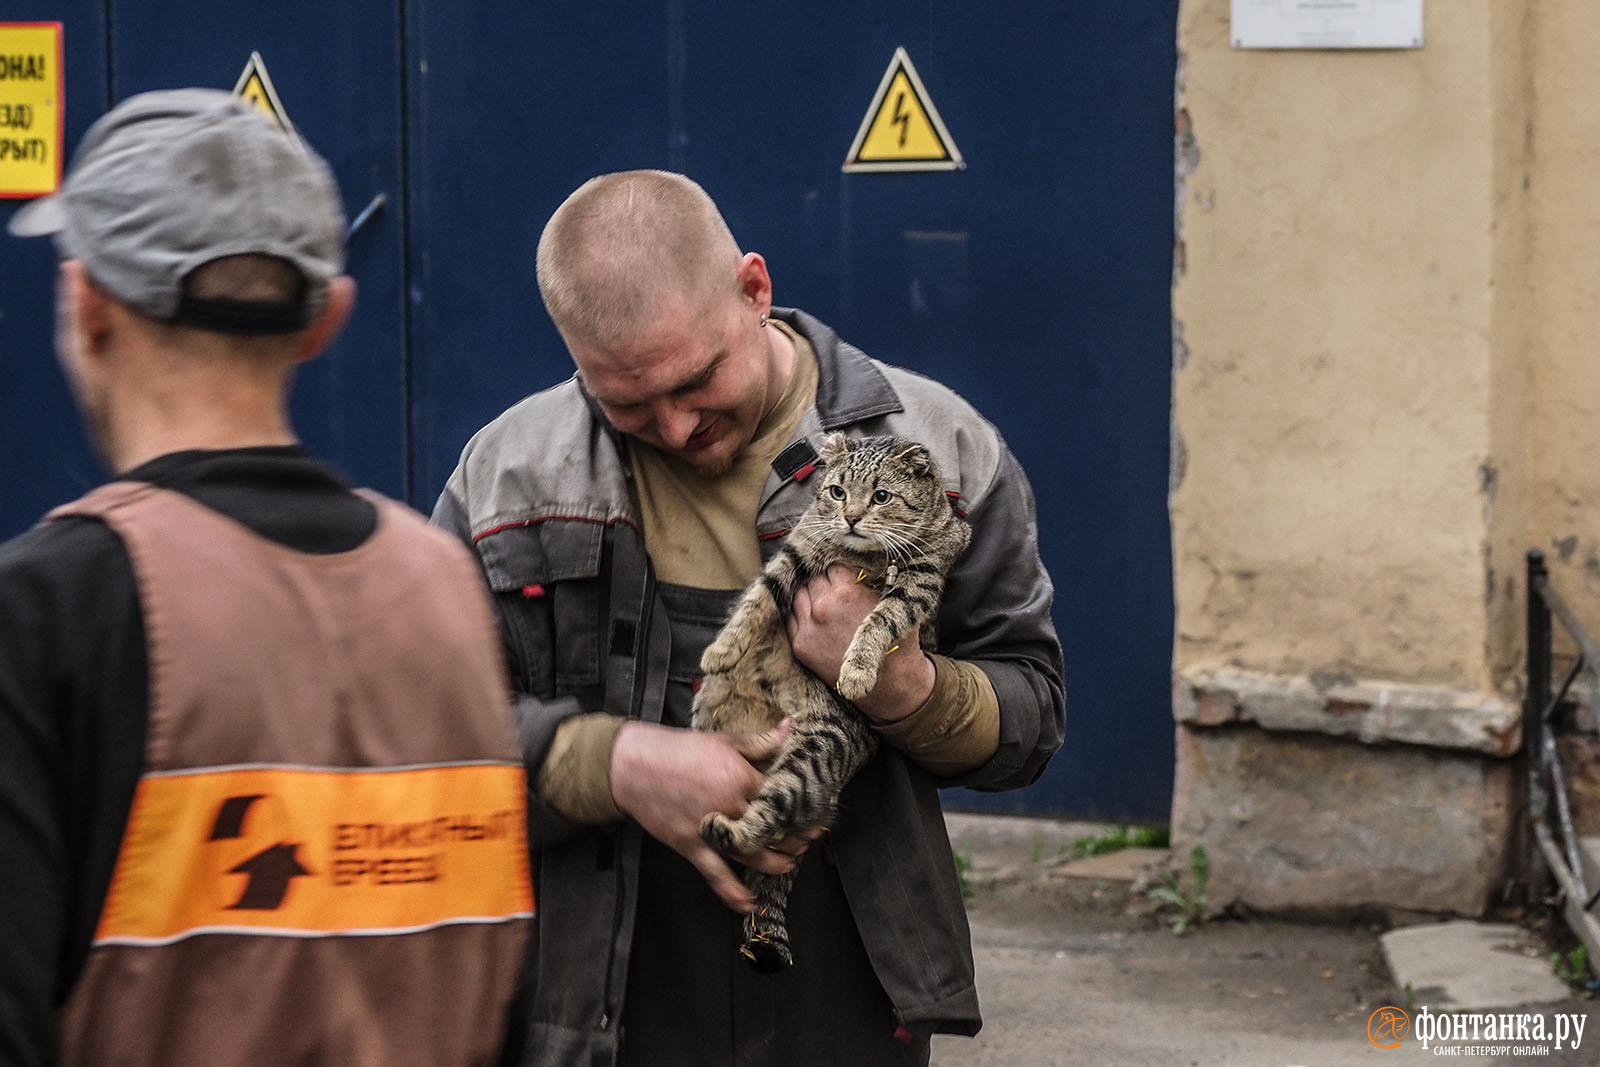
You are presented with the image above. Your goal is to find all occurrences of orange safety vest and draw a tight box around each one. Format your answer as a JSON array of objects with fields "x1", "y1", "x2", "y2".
[{"x1": 51, "y1": 481, "x2": 531, "y2": 1067}]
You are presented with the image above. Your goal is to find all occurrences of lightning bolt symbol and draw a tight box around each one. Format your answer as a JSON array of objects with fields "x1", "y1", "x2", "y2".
[{"x1": 891, "y1": 91, "x2": 910, "y2": 148}]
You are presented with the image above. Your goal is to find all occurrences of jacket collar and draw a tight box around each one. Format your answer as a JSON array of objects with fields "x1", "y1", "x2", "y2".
[
  {"x1": 574, "y1": 373, "x2": 631, "y2": 462},
  {"x1": 771, "y1": 307, "x2": 903, "y2": 429}
]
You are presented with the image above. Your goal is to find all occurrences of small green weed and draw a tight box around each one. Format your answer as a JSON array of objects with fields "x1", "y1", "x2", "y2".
[
  {"x1": 1147, "y1": 844, "x2": 1209, "y2": 935},
  {"x1": 1069, "y1": 823, "x2": 1170, "y2": 859},
  {"x1": 1072, "y1": 826, "x2": 1129, "y2": 858},
  {"x1": 1553, "y1": 945, "x2": 1591, "y2": 989},
  {"x1": 1130, "y1": 825, "x2": 1170, "y2": 849},
  {"x1": 953, "y1": 847, "x2": 975, "y2": 901}
]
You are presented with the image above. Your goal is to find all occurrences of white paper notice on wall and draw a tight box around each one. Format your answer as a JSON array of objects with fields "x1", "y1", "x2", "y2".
[{"x1": 1231, "y1": 0, "x2": 1423, "y2": 50}]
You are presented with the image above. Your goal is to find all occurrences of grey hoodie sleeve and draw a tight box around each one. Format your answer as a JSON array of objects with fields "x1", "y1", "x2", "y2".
[{"x1": 934, "y1": 441, "x2": 1065, "y2": 791}]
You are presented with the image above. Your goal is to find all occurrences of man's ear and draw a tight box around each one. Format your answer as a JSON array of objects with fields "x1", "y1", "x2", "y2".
[
  {"x1": 58, "y1": 260, "x2": 114, "y2": 356},
  {"x1": 736, "y1": 251, "x2": 773, "y2": 318},
  {"x1": 292, "y1": 275, "x2": 356, "y2": 363}
]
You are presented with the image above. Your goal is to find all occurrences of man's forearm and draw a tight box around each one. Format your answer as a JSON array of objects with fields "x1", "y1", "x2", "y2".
[{"x1": 871, "y1": 654, "x2": 1000, "y2": 777}]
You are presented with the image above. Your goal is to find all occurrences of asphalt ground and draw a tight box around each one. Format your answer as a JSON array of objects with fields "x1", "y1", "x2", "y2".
[{"x1": 931, "y1": 815, "x2": 1597, "y2": 1067}]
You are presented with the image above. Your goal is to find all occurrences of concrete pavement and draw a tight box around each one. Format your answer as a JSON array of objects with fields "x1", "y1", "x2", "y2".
[{"x1": 932, "y1": 814, "x2": 1595, "y2": 1067}]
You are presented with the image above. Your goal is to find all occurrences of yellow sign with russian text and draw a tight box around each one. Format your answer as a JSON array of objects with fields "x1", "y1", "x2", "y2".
[{"x1": 0, "y1": 22, "x2": 63, "y2": 198}]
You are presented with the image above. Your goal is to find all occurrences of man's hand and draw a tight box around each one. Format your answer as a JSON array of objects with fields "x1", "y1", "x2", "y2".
[
  {"x1": 787, "y1": 563, "x2": 936, "y2": 724},
  {"x1": 609, "y1": 720, "x2": 801, "y2": 912}
]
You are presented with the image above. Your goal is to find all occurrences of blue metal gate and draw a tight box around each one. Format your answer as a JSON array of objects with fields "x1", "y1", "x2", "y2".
[
  {"x1": 0, "y1": 1, "x2": 410, "y2": 508},
  {"x1": 0, "y1": 2, "x2": 104, "y2": 533},
  {"x1": 0, "y1": 2, "x2": 1176, "y2": 821}
]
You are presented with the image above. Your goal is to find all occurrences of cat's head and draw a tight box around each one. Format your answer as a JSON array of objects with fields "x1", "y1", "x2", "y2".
[{"x1": 810, "y1": 433, "x2": 949, "y2": 551}]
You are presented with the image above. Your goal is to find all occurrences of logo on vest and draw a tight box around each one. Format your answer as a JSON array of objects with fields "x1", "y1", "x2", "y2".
[
  {"x1": 94, "y1": 765, "x2": 532, "y2": 945},
  {"x1": 207, "y1": 793, "x2": 312, "y2": 910}
]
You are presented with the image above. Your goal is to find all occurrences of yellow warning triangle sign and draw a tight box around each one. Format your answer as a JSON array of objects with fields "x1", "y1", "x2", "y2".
[
  {"x1": 843, "y1": 47, "x2": 964, "y2": 173},
  {"x1": 231, "y1": 51, "x2": 297, "y2": 138}
]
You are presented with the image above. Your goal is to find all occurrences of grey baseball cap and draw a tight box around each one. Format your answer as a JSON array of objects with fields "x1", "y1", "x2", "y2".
[{"x1": 9, "y1": 87, "x2": 345, "y2": 333}]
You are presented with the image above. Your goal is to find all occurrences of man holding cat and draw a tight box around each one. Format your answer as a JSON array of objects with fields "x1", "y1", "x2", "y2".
[{"x1": 435, "y1": 169, "x2": 1063, "y2": 1066}]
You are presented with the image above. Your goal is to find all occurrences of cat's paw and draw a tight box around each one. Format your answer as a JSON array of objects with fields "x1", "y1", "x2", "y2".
[
  {"x1": 740, "y1": 930, "x2": 793, "y2": 972},
  {"x1": 689, "y1": 674, "x2": 731, "y2": 731},
  {"x1": 700, "y1": 812, "x2": 740, "y2": 858},
  {"x1": 701, "y1": 811, "x2": 769, "y2": 858},
  {"x1": 689, "y1": 702, "x2": 716, "y2": 731},
  {"x1": 835, "y1": 658, "x2": 881, "y2": 702},
  {"x1": 700, "y1": 637, "x2": 741, "y2": 674}
]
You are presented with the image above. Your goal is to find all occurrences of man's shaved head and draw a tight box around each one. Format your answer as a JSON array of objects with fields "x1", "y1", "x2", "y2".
[{"x1": 536, "y1": 170, "x2": 743, "y2": 350}]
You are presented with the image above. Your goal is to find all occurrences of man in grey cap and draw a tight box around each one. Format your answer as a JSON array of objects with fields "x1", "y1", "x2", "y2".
[{"x1": 0, "y1": 89, "x2": 531, "y2": 1066}]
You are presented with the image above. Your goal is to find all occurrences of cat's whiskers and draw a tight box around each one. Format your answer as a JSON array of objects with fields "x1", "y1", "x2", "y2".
[
  {"x1": 873, "y1": 526, "x2": 934, "y2": 564},
  {"x1": 792, "y1": 513, "x2": 833, "y2": 536}
]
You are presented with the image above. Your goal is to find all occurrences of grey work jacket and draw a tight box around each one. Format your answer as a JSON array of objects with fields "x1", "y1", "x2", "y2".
[{"x1": 434, "y1": 309, "x2": 1065, "y2": 1067}]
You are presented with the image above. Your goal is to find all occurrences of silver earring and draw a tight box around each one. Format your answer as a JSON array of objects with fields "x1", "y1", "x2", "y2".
[{"x1": 759, "y1": 313, "x2": 768, "y2": 328}]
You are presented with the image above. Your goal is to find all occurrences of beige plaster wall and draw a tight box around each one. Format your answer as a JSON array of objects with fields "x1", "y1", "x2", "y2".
[
  {"x1": 1173, "y1": 0, "x2": 1527, "y2": 700},
  {"x1": 1486, "y1": 0, "x2": 1531, "y2": 689},
  {"x1": 1529, "y1": 0, "x2": 1600, "y2": 639}
]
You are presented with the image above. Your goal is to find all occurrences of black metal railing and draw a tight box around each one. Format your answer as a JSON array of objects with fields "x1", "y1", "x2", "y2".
[{"x1": 1526, "y1": 549, "x2": 1600, "y2": 958}]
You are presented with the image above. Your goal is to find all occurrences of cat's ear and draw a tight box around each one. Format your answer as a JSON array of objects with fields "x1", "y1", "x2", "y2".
[
  {"x1": 819, "y1": 432, "x2": 853, "y2": 466},
  {"x1": 890, "y1": 440, "x2": 933, "y2": 476}
]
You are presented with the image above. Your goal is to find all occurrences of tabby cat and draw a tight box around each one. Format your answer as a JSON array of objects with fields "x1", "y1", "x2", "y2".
[{"x1": 690, "y1": 431, "x2": 971, "y2": 971}]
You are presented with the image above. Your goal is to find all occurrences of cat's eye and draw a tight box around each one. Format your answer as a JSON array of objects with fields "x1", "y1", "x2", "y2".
[
  {"x1": 827, "y1": 485, "x2": 846, "y2": 500},
  {"x1": 871, "y1": 489, "x2": 892, "y2": 505}
]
